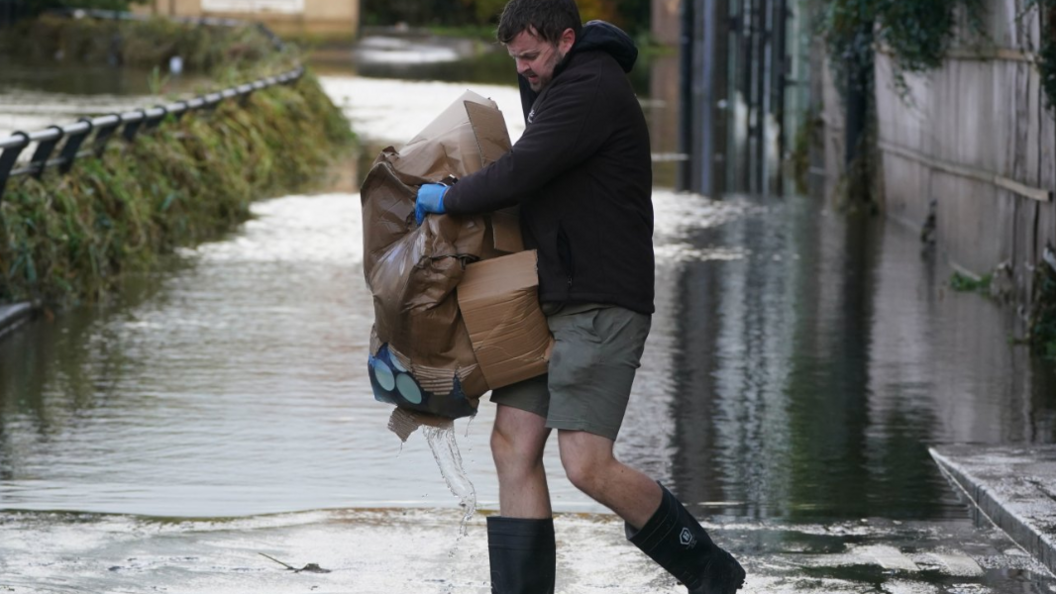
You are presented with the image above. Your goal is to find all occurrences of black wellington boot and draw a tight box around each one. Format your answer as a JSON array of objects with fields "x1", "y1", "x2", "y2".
[
  {"x1": 487, "y1": 516, "x2": 556, "y2": 594},
  {"x1": 626, "y1": 484, "x2": 745, "y2": 594}
]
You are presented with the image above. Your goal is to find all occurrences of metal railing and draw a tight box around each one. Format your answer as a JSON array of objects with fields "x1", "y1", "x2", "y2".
[{"x1": 0, "y1": 10, "x2": 302, "y2": 201}]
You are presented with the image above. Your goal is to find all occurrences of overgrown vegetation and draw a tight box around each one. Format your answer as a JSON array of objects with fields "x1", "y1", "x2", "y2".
[
  {"x1": 818, "y1": 0, "x2": 986, "y2": 92},
  {"x1": 1029, "y1": 257, "x2": 1056, "y2": 359},
  {"x1": 0, "y1": 13, "x2": 296, "y2": 82},
  {"x1": 0, "y1": 18, "x2": 354, "y2": 304},
  {"x1": 1029, "y1": 0, "x2": 1056, "y2": 110}
]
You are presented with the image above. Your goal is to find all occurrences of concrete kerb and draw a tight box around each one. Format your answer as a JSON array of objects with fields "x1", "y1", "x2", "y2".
[
  {"x1": 930, "y1": 445, "x2": 1056, "y2": 577},
  {"x1": 0, "y1": 302, "x2": 36, "y2": 339}
]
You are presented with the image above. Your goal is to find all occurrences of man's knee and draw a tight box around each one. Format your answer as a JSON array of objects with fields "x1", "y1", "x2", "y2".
[
  {"x1": 491, "y1": 426, "x2": 538, "y2": 467},
  {"x1": 491, "y1": 407, "x2": 548, "y2": 474},
  {"x1": 559, "y1": 432, "x2": 615, "y2": 495}
]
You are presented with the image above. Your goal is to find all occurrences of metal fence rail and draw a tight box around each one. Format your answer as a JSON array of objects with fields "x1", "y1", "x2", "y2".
[{"x1": 0, "y1": 10, "x2": 302, "y2": 201}]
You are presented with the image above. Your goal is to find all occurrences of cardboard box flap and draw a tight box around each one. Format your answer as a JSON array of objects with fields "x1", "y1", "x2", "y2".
[
  {"x1": 458, "y1": 249, "x2": 538, "y2": 299},
  {"x1": 465, "y1": 100, "x2": 512, "y2": 168},
  {"x1": 407, "y1": 90, "x2": 496, "y2": 148},
  {"x1": 489, "y1": 208, "x2": 523, "y2": 254}
]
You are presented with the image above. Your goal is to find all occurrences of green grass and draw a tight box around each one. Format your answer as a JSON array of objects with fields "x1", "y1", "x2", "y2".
[
  {"x1": 949, "y1": 271, "x2": 992, "y2": 293},
  {"x1": 0, "y1": 18, "x2": 354, "y2": 305}
]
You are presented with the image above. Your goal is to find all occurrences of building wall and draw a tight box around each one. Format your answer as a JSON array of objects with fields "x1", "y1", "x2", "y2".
[
  {"x1": 871, "y1": 0, "x2": 1054, "y2": 303},
  {"x1": 135, "y1": 0, "x2": 359, "y2": 37},
  {"x1": 652, "y1": 0, "x2": 681, "y2": 46}
]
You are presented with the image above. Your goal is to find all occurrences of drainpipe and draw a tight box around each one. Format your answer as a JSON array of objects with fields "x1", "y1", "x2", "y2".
[{"x1": 679, "y1": 0, "x2": 695, "y2": 193}]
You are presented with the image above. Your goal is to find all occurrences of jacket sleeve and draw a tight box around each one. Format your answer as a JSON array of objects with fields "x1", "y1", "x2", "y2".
[{"x1": 442, "y1": 67, "x2": 610, "y2": 214}]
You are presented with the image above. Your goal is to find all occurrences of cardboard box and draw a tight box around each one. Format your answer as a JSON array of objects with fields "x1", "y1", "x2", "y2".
[{"x1": 458, "y1": 250, "x2": 553, "y2": 390}]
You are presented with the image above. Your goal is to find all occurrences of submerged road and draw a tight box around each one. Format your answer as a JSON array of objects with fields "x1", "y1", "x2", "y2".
[{"x1": 0, "y1": 62, "x2": 1055, "y2": 592}]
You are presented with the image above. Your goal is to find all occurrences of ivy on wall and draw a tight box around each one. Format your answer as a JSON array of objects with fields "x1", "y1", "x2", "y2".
[
  {"x1": 818, "y1": 0, "x2": 985, "y2": 94},
  {"x1": 1033, "y1": 0, "x2": 1056, "y2": 110},
  {"x1": 819, "y1": 0, "x2": 1054, "y2": 109}
]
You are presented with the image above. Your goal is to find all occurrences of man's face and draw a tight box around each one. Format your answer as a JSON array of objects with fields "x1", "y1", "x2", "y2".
[{"x1": 507, "y1": 27, "x2": 575, "y2": 92}]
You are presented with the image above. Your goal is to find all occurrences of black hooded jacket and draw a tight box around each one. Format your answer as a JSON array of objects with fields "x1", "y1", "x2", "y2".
[{"x1": 443, "y1": 21, "x2": 655, "y2": 314}]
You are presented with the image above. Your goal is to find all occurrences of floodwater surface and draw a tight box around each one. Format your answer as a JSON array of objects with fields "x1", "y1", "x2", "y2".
[{"x1": 1, "y1": 38, "x2": 1055, "y2": 593}]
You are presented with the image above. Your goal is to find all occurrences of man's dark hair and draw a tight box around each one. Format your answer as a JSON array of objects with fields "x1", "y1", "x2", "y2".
[{"x1": 496, "y1": 0, "x2": 583, "y2": 45}]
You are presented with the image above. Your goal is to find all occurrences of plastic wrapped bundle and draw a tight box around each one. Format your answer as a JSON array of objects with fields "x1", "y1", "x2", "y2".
[{"x1": 360, "y1": 91, "x2": 507, "y2": 419}]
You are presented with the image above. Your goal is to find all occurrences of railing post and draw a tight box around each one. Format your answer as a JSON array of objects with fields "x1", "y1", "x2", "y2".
[
  {"x1": 172, "y1": 100, "x2": 190, "y2": 122},
  {"x1": 122, "y1": 109, "x2": 147, "y2": 142},
  {"x1": 143, "y1": 106, "x2": 168, "y2": 133},
  {"x1": 29, "y1": 126, "x2": 65, "y2": 179},
  {"x1": 58, "y1": 119, "x2": 94, "y2": 174},
  {"x1": 0, "y1": 131, "x2": 31, "y2": 202},
  {"x1": 92, "y1": 115, "x2": 123, "y2": 158}
]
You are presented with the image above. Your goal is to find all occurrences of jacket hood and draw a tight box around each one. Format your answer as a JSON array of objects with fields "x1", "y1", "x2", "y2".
[{"x1": 571, "y1": 20, "x2": 638, "y2": 73}]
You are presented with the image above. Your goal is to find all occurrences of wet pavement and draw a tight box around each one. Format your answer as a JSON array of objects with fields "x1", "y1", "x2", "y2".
[
  {"x1": 1, "y1": 508, "x2": 1052, "y2": 593},
  {"x1": 1, "y1": 38, "x2": 1056, "y2": 593},
  {"x1": 932, "y1": 445, "x2": 1056, "y2": 575}
]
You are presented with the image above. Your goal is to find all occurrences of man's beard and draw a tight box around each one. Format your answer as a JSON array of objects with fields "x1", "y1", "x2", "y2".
[{"x1": 527, "y1": 47, "x2": 565, "y2": 92}]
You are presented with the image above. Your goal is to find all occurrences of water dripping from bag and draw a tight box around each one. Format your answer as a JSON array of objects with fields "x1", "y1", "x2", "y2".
[
  {"x1": 423, "y1": 424, "x2": 477, "y2": 536},
  {"x1": 388, "y1": 408, "x2": 478, "y2": 535}
]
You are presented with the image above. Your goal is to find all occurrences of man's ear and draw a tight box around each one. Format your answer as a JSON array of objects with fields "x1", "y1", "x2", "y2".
[{"x1": 558, "y1": 27, "x2": 576, "y2": 54}]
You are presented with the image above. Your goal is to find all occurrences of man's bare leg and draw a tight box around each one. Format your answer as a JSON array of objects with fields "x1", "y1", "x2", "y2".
[
  {"x1": 559, "y1": 429, "x2": 745, "y2": 593},
  {"x1": 492, "y1": 404, "x2": 553, "y2": 518},
  {"x1": 557, "y1": 429, "x2": 661, "y2": 528}
]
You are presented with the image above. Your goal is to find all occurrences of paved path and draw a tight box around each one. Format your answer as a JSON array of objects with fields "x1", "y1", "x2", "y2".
[
  {"x1": 1, "y1": 508, "x2": 1052, "y2": 593},
  {"x1": 931, "y1": 445, "x2": 1056, "y2": 578}
]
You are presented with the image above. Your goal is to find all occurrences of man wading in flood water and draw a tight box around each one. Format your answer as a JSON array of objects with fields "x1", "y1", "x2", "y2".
[{"x1": 415, "y1": 1, "x2": 746, "y2": 592}]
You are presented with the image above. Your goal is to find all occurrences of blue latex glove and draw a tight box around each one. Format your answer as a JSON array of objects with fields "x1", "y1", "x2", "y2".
[{"x1": 415, "y1": 183, "x2": 449, "y2": 225}]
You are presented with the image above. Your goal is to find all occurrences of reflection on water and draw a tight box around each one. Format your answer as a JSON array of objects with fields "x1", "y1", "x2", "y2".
[
  {"x1": 0, "y1": 60, "x2": 211, "y2": 96},
  {"x1": 1, "y1": 182, "x2": 1054, "y2": 520},
  {"x1": 646, "y1": 197, "x2": 1056, "y2": 522}
]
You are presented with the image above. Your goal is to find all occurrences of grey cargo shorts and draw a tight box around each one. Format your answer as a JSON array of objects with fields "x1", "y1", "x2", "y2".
[{"x1": 490, "y1": 303, "x2": 651, "y2": 441}]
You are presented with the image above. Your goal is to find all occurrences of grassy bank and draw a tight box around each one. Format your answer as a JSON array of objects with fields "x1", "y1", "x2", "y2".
[
  {"x1": 0, "y1": 17, "x2": 354, "y2": 304},
  {"x1": 0, "y1": 13, "x2": 296, "y2": 81}
]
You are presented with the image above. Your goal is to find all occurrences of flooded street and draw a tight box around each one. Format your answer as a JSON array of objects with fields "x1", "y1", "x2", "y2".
[
  {"x1": 1, "y1": 39, "x2": 1056, "y2": 593},
  {"x1": 0, "y1": 61, "x2": 210, "y2": 138}
]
